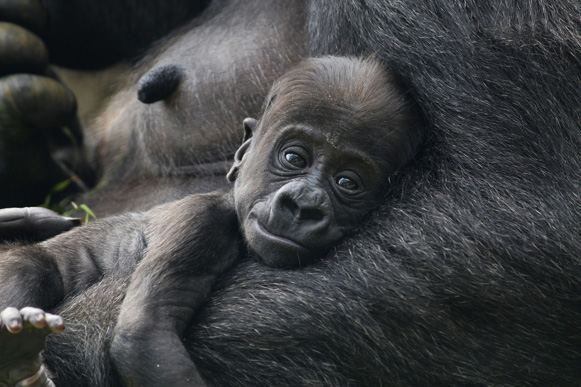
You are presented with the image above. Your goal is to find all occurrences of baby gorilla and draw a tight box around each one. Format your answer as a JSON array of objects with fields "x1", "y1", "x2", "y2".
[
  {"x1": 0, "y1": 56, "x2": 423, "y2": 386},
  {"x1": 112, "y1": 57, "x2": 423, "y2": 385}
]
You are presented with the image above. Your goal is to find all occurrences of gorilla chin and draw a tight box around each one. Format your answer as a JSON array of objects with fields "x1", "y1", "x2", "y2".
[{"x1": 244, "y1": 216, "x2": 334, "y2": 269}]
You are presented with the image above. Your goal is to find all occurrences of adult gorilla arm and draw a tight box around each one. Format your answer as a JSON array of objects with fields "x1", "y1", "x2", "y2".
[
  {"x1": 24, "y1": 0, "x2": 581, "y2": 386},
  {"x1": 0, "y1": 1, "x2": 81, "y2": 207},
  {"x1": 0, "y1": 0, "x2": 210, "y2": 208}
]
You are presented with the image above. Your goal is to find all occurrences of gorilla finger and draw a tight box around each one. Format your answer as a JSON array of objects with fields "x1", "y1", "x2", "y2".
[
  {"x1": 27, "y1": 207, "x2": 82, "y2": 229},
  {"x1": 15, "y1": 366, "x2": 57, "y2": 387},
  {"x1": 19, "y1": 307, "x2": 47, "y2": 329},
  {"x1": 0, "y1": 307, "x2": 23, "y2": 333},
  {"x1": 0, "y1": 22, "x2": 48, "y2": 75},
  {"x1": 44, "y1": 313, "x2": 65, "y2": 334},
  {"x1": 0, "y1": 207, "x2": 82, "y2": 242},
  {"x1": 0, "y1": 0, "x2": 46, "y2": 35},
  {"x1": 0, "y1": 74, "x2": 77, "y2": 130}
]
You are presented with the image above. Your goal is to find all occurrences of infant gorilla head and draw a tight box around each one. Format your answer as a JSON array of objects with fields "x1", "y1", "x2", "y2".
[{"x1": 227, "y1": 56, "x2": 424, "y2": 268}]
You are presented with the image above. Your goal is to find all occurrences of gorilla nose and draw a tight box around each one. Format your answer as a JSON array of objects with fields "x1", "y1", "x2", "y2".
[
  {"x1": 279, "y1": 195, "x2": 325, "y2": 221},
  {"x1": 272, "y1": 181, "x2": 330, "y2": 223}
]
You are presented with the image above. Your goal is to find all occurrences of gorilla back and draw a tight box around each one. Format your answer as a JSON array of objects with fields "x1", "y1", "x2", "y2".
[{"x1": 35, "y1": 0, "x2": 581, "y2": 386}]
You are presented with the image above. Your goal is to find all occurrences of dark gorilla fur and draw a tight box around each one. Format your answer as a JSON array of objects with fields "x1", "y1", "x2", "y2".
[{"x1": 15, "y1": 0, "x2": 581, "y2": 385}]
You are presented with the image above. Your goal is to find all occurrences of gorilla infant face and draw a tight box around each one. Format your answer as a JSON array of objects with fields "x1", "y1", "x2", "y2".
[
  {"x1": 233, "y1": 119, "x2": 385, "y2": 268},
  {"x1": 228, "y1": 57, "x2": 423, "y2": 268}
]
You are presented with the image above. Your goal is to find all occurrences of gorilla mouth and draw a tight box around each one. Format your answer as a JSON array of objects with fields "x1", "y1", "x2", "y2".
[
  {"x1": 255, "y1": 220, "x2": 311, "y2": 252},
  {"x1": 250, "y1": 218, "x2": 327, "y2": 268}
]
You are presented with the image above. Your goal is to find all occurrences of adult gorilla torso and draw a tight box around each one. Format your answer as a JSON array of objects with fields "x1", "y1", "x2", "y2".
[
  {"x1": 8, "y1": 0, "x2": 581, "y2": 385},
  {"x1": 76, "y1": 0, "x2": 307, "y2": 216}
]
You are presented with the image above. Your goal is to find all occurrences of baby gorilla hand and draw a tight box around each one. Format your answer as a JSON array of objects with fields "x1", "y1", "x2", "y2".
[
  {"x1": 0, "y1": 0, "x2": 83, "y2": 207},
  {"x1": 0, "y1": 307, "x2": 64, "y2": 387}
]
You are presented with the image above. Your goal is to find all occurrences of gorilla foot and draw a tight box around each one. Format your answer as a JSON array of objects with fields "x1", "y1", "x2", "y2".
[{"x1": 0, "y1": 307, "x2": 64, "y2": 387}]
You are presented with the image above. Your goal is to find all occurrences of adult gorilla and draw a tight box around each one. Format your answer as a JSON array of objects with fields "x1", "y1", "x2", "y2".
[
  {"x1": 2, "y1": 0, "x2": 581, "y2": 385},
  {"x1": 0, "y1": 0, "x2": 211, "y2": 207}
]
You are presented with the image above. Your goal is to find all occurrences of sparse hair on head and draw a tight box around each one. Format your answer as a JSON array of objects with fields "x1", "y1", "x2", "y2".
[{"x1": 258, "y1": 56, "x2": 425, "y2": 175}]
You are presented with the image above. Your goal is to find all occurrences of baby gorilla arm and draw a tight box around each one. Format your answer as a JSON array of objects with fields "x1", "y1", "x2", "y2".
[
  {"x1": 0, "y1": 213, "x2": 148, "y2": 386},
  {"x1": 110, "y1": 192, "x2": 241, "y2": 387},
  {"x1": 0, "y1": 212, "x2": 148, "y2": 312}
]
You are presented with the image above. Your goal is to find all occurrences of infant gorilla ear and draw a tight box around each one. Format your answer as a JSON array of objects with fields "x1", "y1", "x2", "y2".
[{"x1": 231, "y1": 56, "x2": 424, "y2": 268}]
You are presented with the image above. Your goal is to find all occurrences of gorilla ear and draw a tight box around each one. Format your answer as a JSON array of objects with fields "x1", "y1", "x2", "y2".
[
  {"x1": 226, "y1": 138, "x2": 252, "y2": 182},
  {"x1": 226, "y1": 118, "x2": 256, "y2": 182},
  {"x1": 242, "y1": 117, "x2": 256, "y2": 141}
]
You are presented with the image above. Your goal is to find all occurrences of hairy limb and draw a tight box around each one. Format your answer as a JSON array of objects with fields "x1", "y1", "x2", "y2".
[
  {"x1": 0, "y1": 213, "x2": 147, "y2": 311},
  {"x1": 0, "y1": 245, "x2": 66, "y2": 312},
  {"x1": 110, "y1": 193, "x2": 240, "y2": 386},
  {"x1": 0, "y1": 0, "x2": 88, "y2": 207}
]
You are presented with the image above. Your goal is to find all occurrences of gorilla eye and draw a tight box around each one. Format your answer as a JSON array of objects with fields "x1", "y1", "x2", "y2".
[
  {"x1": 337, "y1": 177, "x2": 358, "y2": 190},
  {"x1": 284, "y1": 152, "x2": 307, "y2": 168}
]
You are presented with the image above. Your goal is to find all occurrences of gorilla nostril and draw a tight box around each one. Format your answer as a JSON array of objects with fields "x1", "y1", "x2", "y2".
[
  {"x1": 280, "y1": 195, "x2": 299, "y2": 217},
  {"x1": 297, "y1": 208, "x2": 324, "y2": 221},
  {"x1": 274, "y1": 183, "x2": 330, "y2": 223},
  {"x1": 278, "y1": 194, "x2": 325, "y2": 221}
]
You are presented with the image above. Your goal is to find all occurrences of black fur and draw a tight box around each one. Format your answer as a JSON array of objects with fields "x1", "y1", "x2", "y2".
[
  {"x1": 5, "y1": 0, "x2": 581, "y2": 385},
  {"x1": 43, "y1": 0, "x2": 210, "y2": 69}
]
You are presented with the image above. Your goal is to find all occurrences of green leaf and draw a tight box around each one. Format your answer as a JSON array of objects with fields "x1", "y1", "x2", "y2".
[
  {"x1": 41, "y1": 177, "x2": 76, "y2": 208},
  {"x1": 79, "y1": 204, "x2": 97, "y2": 224}
]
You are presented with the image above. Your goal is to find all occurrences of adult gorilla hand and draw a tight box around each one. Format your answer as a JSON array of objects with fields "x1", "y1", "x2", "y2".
[{"x1": 0, "y1": 0, "x2": 85, "y2": 207}]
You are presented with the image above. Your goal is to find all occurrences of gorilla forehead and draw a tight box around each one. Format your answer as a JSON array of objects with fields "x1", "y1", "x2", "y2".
[{"x1": 256, "y1": 57, "x2": 414, "y2": 150}]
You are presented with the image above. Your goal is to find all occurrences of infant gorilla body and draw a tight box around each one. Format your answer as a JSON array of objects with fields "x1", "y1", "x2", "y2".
[{"x1": 0, "y1": 56, "x2": 423, "y2": 386}]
